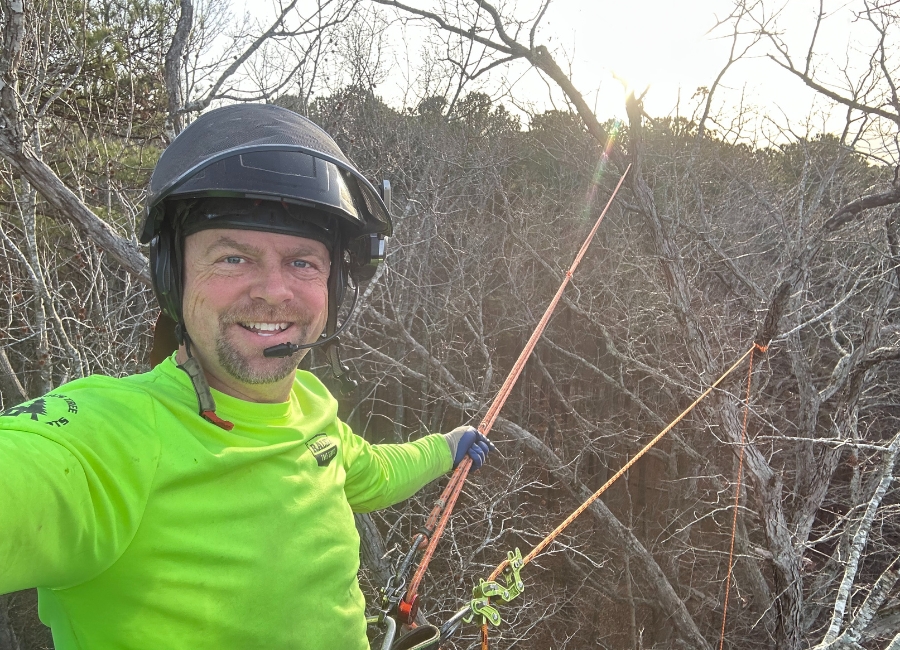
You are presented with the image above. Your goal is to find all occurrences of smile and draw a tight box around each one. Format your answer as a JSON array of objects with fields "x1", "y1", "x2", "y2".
[{"x1": 238, "y1": 322, "x2": 292, "y2": 336}]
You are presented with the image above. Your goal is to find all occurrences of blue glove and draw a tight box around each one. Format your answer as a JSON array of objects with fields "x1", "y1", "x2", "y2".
[{"x1": 444, "y1": 426, "x2": 496, "y2": 470}]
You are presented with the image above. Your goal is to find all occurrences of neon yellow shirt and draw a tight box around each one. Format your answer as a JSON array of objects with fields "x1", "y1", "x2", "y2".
[{"x1": 0, "y1": 356, "x2": 452, "y2": 649}]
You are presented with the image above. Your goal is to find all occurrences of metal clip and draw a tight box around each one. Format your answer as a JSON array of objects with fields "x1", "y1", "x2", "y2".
[{"x1": 462, "y1": 548, "x2": 526, "y2": 628}]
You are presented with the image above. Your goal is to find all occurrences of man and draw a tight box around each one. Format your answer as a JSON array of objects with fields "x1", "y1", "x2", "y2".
[{"x1": 0, "y1": 104, "x2": 492, "y2": 649}]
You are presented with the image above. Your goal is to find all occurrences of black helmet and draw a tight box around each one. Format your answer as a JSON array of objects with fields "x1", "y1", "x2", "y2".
[
  {"x1": 143, "y1": 104, "x2": 391, "y2": 423},
  {"x1": 142, "y1": 103, "x2": 391, "y2": 327}
]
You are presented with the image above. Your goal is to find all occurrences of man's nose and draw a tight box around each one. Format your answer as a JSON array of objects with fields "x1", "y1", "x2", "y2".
[{"x1": 249, "y1": 265, "x2": 293, "y2": 304}]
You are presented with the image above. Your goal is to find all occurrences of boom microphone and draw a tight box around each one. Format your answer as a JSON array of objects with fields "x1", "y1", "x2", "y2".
[
  {"x1": 262, "y1": 342, "x2": 302, "y2": 358},
  {"x1": 262, "y1": 284, "x2": 359, "y2": 358}
]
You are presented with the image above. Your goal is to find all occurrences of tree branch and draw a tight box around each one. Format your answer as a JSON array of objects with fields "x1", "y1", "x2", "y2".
[
  {"x1": 820, "y1": 432, "x2": 899, "y2": 645},
  {"x1": 0, "y1": 142, "x2": 151, "y2": 284},
  {"x1": 824, "y1": 186, "x2": 900, "y2": 232},
  {"x1": 0, "y1": 347, "x2": 27, "y2": 406},
  {"x1": 496, "y1": 416, "x2": 713, "y2": 650},
  {"x1": 371, "y1": 0, "x2": 514, "y2": 55},
  {"x1": 164, "y1": 0, "x2": 194, "y2": 138},
  {"x1": 181, "y1": 0, "x2": 302, "y2": 114},
  {"x1": 767, "y1": 54, "x2": 900, "y2": 127}
]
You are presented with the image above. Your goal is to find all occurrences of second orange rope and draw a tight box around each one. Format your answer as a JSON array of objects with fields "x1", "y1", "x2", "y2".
[
  {"x1": 478, "y1": 343, "x2": 765, "y2": 648},
  {"x1": 718, "y1": 342, "x2": 766, "y2": 649}
]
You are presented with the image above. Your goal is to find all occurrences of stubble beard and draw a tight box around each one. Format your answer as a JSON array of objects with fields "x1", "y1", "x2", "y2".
[{"x1": 215, "y1": 305, "x2": 321, "y2": 385}]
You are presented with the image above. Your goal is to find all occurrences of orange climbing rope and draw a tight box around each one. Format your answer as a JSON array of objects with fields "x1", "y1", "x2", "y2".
[
  {"x1": 402, "y1": 164, "x2": 633, "y2": 608},
  {"x1": 477, "y1": 342, "x2": 768, "y2": 649},
  {"x1": 718, "y1": 342, "x2": 767, "y2": 649}
]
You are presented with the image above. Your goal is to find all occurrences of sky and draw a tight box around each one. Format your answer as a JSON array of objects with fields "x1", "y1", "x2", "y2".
[
  {"x1": 533, "y1": 0, "x2": 789, "y2": 118},
  {"x1": 235, "y1": 0, "x2": 894, "y2": 155},
  {"x1": 369, "y1": 0, "x2": 877, "y2": 143},
  {"x1": 529, "y1": 0, "x2": 861, "y2": 129}
]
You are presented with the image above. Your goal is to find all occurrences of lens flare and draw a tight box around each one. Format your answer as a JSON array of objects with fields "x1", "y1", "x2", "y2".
[{"x1": 580, "y1": 120, "x2": 622, "y2": 222}]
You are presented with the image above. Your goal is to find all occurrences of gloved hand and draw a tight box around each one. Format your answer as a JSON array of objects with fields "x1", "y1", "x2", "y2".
[{"x1": 444, "y1": 426, "x2": 496, "y2": 470}]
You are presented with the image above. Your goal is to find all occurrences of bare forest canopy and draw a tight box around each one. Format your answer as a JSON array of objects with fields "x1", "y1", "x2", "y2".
[{"x1": 1, "y1": 0, "x2": 899, "y2": 649}]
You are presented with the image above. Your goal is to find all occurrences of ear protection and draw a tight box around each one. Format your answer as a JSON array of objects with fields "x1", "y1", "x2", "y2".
[{"x1": 149, "y1": 226, "x2": 183, "y2": 328}]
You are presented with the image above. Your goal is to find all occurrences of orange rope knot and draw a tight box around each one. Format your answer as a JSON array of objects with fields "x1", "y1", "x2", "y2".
[{"x1": 754, "y1": 342, "x2": 769, "y2": 353}]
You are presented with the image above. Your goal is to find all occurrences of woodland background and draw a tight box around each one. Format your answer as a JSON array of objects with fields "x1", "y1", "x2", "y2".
[{"x1": 1, "y1": 0, "x2": 899, "y2": 649}]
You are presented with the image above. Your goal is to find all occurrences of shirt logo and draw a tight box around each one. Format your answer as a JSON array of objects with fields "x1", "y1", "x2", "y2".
[
  {"x1": 305, "y1": 433, "x2": 337, "y2": 467},
  {"x1": 0, "y1": 394, "x2": 78, "y2": 427}
]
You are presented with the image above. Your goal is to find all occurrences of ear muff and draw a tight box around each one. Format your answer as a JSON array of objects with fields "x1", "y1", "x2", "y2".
[
  {"x1": 149, "y1": 225, "x2": 183, "y2": 326},
  {"x1": 347, "y1": 233, "x2": 387, "y2": 284},
  {"x1": 147, "y1": 228, "x2": 184, "y2": 367},
  {"x1": 326, "y1": 238, "x2": 349, "y2": 336}
]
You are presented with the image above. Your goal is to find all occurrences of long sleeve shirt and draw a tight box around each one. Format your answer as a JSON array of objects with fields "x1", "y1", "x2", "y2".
[{"x1": 0, "y1": 356, "x2": 452, "y2": 649}]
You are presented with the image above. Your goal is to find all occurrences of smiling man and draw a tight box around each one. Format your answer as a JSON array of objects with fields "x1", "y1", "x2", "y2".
[
  {"x1": 179, "y1": 215, "x2": 333, "y2": 401},
  {"x1": 0, "y1": 104, "x2": 492, "y2": 650}
]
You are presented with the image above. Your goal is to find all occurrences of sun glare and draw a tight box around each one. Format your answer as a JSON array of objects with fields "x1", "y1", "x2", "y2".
[{"x1": 553, "y1": 0, "x2": 721, "y2": 116}]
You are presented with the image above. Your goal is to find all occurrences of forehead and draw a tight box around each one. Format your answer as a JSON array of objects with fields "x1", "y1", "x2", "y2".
[{"x1": 184, "y1": 228, "x2": 330, "y2": 259}]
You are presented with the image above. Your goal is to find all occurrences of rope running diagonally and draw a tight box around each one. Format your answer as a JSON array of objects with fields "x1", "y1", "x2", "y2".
[
  {"x1": 478, "y1": 342, "x2": 767, "y2": 649},
  {"x1": 402, "y1": 164, "x2": 633, "y2": 608},
  {"x1": 718, "y1": 342, "x2": 766, "y2": 649}
]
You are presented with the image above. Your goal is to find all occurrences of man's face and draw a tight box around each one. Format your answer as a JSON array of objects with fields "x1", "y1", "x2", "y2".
[{"x1": 180, "y1": 228, "x2": 330, "y2": 400}]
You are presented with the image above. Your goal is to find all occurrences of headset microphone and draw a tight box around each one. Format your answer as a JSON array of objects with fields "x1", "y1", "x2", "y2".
[
  {"x1": 262, "y1": 284, "x2": 360, "y2": 358},
  {"x1": 262, "y1": 343, "x2": 301, "y2": 358}
]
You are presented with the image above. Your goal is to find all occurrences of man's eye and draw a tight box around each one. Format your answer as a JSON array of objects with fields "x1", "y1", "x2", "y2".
[
  {"x1": 291, "y1": 260, "x2": 312, "y2": 268},
  {"x1": 224, "y1": 256, "x2": 244, "y2": 264}
]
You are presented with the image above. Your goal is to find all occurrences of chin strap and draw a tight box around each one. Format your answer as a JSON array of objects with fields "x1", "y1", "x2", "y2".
[{"x1": 177, "y1": 331, "x2": 234, "y2": 431}]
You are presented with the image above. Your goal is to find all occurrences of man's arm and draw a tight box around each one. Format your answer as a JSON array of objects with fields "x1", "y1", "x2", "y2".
[
  {"x1": 0, "y1": 384, "x2": 159, "y2": 594},
  {"x1": 341, "y1": 427, "x2": 452, "y2": 513},
  {"x1": 340, "y1": 424, "x2": 495, "y2": 513}
]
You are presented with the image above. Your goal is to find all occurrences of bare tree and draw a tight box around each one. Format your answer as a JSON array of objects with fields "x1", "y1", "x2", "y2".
[
  {"x1": 2, "y1": 1, "x2": 899, "y2": 649},
  {"x1": 335, "y1": 2, "x2": 900, "y2": 648}
]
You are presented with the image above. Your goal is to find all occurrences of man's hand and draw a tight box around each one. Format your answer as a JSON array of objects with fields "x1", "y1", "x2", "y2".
[{"x1": 444, "y1": 426, "x2": 496, "y2": 470}]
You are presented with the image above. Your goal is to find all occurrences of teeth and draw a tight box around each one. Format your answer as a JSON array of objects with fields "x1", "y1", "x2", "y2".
[{"x1": 242, "y1": 322, "x2": 290, "y2": 332}]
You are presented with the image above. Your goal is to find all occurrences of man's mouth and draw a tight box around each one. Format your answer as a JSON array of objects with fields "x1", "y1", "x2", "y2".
[{"x1": 238, "y1": 322, "x2": 292, "y2": 337}]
